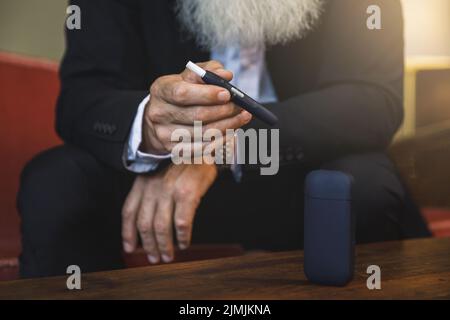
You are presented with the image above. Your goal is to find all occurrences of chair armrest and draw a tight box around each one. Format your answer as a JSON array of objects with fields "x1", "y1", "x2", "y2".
[{"x1": 389, "y1": 120, "x2": 450, "y2": 208}]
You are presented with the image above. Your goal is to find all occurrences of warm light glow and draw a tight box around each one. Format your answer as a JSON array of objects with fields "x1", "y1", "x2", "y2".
[{"x1": 402, "y1": 0, "x2": 450, "y2": 58}]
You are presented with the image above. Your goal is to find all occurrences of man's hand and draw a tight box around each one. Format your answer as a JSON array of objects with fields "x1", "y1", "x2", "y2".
[
  {"x1": 121, "y1": 164, "x2": 218, "y2": 264},
  {"x1": 142, "y1": 60, "x2": 252, "y2": 154}
]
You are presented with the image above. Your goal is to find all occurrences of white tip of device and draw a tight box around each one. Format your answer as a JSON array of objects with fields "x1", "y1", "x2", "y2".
[{"x1": 186, "y1": 61, "x2": 206, "y2": 78}]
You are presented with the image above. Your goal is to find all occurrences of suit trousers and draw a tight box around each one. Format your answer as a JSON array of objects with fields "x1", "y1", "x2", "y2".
[{"x1": 17, "y1": 145, "x2": 430, "y2": 278}]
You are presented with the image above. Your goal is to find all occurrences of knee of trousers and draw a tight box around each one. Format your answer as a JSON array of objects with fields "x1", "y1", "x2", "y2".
[
  {"x1": 18, "y1": 145, "x2": 130, "y2": 277},
  {"x1": 321, "y1": 152, "x2": 406, "y2": 240},
  {"x1": 17, "y1": 145, "x2": 103, "y2": 239}
]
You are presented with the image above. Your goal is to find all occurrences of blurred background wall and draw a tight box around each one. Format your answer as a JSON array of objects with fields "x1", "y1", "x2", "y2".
[
  {"x1": 403, "y1": 0, "x2": 450, "y2": 58},
  {"x1": 0, "y1": 0, "x2": 67, "y2": 61},
  {"x1": 0, "y1": 0, "x2": 449, "y2": 60}
]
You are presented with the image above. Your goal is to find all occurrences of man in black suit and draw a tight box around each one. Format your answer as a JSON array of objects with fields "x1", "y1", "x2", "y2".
[{"x1": 18, "y1": 0, "x2": 430, "y2": 278}]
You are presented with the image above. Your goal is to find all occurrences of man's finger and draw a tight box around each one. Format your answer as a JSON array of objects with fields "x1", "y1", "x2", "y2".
[
  {"x1": 174, "y1": 199, "x2": 198, "y2": 250},
  {"x1": 204, "y1": 110, "x2": 252, "y2": 134},
  {"x1": 173, "y1": 164, "x2": 216, "y2": 249},
  {"x1": 137, "y1": 196, "x2": 160, "y2": 264},
  {"x1": 156, "y1": 110, "x2": 252, "y2": 145},
  {"x1": 153, "y1": 196, "x2": 175, "y2": 263},
  {"x1": 166, "y1": 102, "x2": 241, "y2": 125},
  {"x1": 121, "y1": 178, "x2": 145, "y2": 253},
  {"x1": 182, "y1": 65, "x2": 233, "y2": 84},
  {"x1": 169, "y1": 135, "x2": 232, "y2": 165},
  {"x1": 160, "y1": 79, "x2": 231, "y2": 106}
]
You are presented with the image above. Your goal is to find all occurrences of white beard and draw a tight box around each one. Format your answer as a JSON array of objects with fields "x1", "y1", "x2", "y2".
[{"x1": 176, "y1": 0, "x2": 324, "y2": 50}]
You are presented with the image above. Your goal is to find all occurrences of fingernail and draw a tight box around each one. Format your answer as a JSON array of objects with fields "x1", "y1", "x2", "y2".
[
  {"x1": 123, "y1": 242, "x2": 133, "y2": 253},
  {"x1": 179, "y1": 243, "x2": 188, "y2": 250},
  {"x1": 147, "y1": 255, "x2": 159, "y2": 264},
  {"x1": 218, "y1": 90, "x2": 230, "y2": 102},
  {"x1": 242, "y1": 111, "x2": 252, "y2": 121},
  {"x1": 161, "y1": 254, "x2": 173, "y2": 263}
]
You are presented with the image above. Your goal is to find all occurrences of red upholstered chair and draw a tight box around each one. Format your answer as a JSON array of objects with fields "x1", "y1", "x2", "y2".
[
  {"x1": 0, "y1": 52, "x2": 243, "y2": 281},
  {"x1": 0, "y1": 52, "x2": 61, "y2": 280},
  {"x1": 422, "y1": 208, "x2": 450, "y2": 238}
]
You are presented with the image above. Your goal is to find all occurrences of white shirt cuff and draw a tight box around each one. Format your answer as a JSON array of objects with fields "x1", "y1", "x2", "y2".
[{"x1": 123, "y1": 95, "x2": 172, "y2": 173}]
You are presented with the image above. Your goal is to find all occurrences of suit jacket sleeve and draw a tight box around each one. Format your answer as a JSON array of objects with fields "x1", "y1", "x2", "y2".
[
  {"x1": 56, "y1": 0, "x2": 149, "y2": 171},
  {"x1": 250, "y1": 0, "x2": 404, "y2": 165}
]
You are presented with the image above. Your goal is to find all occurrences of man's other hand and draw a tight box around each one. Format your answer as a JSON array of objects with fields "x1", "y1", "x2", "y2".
[
  {"x1": 142, "y1": 60, "x2": 252, "y2": 154},
  {"x1": 121, "y1": 164, "x2": 218, "y2": 264}
]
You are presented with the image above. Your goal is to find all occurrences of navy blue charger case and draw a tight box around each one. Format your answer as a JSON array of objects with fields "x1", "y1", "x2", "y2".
[{"x1": 303, "y1": 170, "x2": 355, "y2": 286}]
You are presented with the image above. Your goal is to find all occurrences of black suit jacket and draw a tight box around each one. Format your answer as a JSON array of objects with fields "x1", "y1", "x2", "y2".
[{"x1": 56, "y1": 0, "x2": 404, "y2": 172}]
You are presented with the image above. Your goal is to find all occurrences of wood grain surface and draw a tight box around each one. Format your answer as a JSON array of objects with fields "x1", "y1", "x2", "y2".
[{"x1": 0, "y1": 238, "x2": 449, "y2": 300}]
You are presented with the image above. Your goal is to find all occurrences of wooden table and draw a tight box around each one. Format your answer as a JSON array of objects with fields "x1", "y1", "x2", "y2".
[{"x1": 1, "y1": 238, "x2": 449, "y2": 300}]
